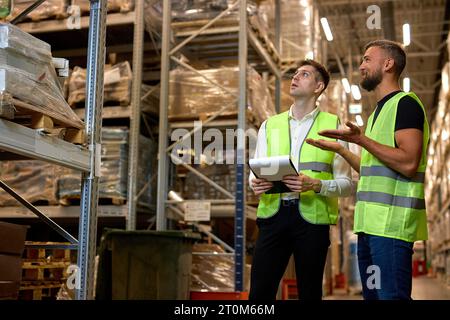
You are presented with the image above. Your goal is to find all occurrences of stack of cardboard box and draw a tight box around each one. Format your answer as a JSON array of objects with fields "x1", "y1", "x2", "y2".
[{"x1": 0, "y1": 222, "x2": 28, "y2": 300}]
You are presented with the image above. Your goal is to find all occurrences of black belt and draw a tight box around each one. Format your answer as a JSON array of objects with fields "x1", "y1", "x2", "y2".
[{"x1": 281, "y1": 198, "x2": 299, "y2": 206}]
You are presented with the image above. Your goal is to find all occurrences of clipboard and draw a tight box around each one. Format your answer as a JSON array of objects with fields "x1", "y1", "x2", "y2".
[{"x1": 249, "y1": 155, "x2": 298, "y2": 194}]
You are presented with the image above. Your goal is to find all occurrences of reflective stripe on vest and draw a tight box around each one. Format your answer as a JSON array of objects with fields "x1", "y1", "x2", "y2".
[
  {"x1": 354, "y1": 91, "x2": 429, "y2": 242},
  {"x1": 256, "y1": 110, "x2": 339, "y2": 225},
  {"x1": 357, "y1": 191, "x2": 426, "y2": 210},
  {"x1": 360, "y1": 166, "x2": 425, "y2": 183},
  {"x1": 297, "y1": 162, "x2": 332, "y2": 173}
]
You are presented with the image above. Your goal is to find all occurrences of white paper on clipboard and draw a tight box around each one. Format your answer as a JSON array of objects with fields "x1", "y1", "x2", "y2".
[{"x1": 249, "y1": 155, "x2": 298, "y2": 181}]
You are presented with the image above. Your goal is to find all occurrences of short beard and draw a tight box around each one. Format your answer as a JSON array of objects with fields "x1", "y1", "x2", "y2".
[{"x1": 360, "y1": 69, "x2": 382, "y2": 91}]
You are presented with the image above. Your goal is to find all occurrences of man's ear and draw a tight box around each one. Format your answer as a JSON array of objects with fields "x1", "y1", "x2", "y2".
[
  {"x1": 315, "y1": 81, "x2": 325, "y2": 94},
  {"x1": 384, "y1": 58, "x2": 395, "y2": 73}
]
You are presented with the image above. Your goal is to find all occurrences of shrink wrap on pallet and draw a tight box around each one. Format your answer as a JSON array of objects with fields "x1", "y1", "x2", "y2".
[
  {"x1": 0, "y1": 23, "x2": 83, "y2": 128},
  {"x1": 0, "y1": 161, "x2": 60, "y2": 206},
  {"x1": 169, "y1": 66, "x2": 275, "y2": 126},
  {"x1": 68, "y1": 61, "x2": 132, "y2": 107}
]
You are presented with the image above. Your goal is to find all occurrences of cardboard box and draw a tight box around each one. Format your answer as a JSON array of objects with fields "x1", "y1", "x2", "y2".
[
  {"x1": 0, "y1": 222, "x2": 28, "y2": 256},
  {"x1": 0, "y1": 254, "x2": 23, "y2": 282},
  {"x1": 0, "y1": 281, "x2": 20, "y2": 299}
]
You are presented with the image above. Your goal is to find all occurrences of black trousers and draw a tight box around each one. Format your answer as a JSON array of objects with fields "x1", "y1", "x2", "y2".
[{"x1": 249, "y1": 199, "x2": 331, "y2": 300}]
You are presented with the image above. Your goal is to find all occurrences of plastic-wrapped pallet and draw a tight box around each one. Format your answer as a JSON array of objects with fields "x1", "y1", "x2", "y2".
[
  {"x1": 58, "y1": 127, "x2": 129, "y2": 201},
  {"x1": 71, "y1": 0, "x2": 134, "y2": 14},
  {"x1": 144, "y1": 0, "x2": 162, "y2": 34},
  {"x1": 169, "y1": 66, "x2": 275, "y2": 126},
  {"x1": 148, "y1": 0, "x2": 232, "y2": 23},
  {"x1": 137, "y1": 134, "x2": 157, "y2": 206},
  {"x1": 68, "y1": 61, "x2": 132, "y2": 107},
  {"x1": 182, "y1": 164, "x2": 256, "y2": 203},
  {"x1": 0, "y1": 161, "x2": 60, "y2": 206},
  {"x1": 0, "y1": 23, "x2": 83, "y2": 128},
  {"x1": 258, "y1": 0, "x2": 320, "y2": 63},
  {"x1": 9, "y1": 0, "x2": 68, "y2": 21},
  {"x1": 58, "y1": 127, "x2": 156, "y2": 206},
  {"x1": 190, "y1": 244, "x2": 234, "y2": 292},
  {"x1": 144, "y1": 0, "x2": 268, "y2": 47}
]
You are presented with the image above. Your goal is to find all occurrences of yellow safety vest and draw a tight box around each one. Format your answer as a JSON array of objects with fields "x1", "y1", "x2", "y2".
[
  {"x1": 354, "y1": 92, "x2": 429, "y2": 242},
  {"x1": 256, "y1": 110, "x2": 339, "y2": 225}
]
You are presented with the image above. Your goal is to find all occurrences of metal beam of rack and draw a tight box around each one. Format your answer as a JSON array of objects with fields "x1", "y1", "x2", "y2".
[
  {"x1": 0, "y1": 119, "x2": 90, "y2": 172},
  {"x1": 0, "y1": 205, "x2": 127, "y2": 218},
  {"x1": 76, "y1": 0, "x2": 107, "y2": 300},
  {"x1": 126, "y1": 0, "x2": 145, "y2": 230},
  {"x1": 156, "y1": 0, "x2": 172, "y2": 231}
]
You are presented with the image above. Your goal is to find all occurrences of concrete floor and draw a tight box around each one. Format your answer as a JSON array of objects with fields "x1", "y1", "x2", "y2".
[{"x1": 324, "y1": 276, "x2": 450, "y2": 300}]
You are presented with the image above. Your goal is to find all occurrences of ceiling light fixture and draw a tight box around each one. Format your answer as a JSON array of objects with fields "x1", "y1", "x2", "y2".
[
  {"x1": 403, "y1": 23, "x2": 411, "y2": 46},
  {"x1": 351, "y1": 85, "x2": 361, "y2": 100},
  {"x1": 341, "y1": 78, "x2": 351, "y2": 93},
  {"x1": 320, "y1": 17, "x2": 333, "y2": 41}
]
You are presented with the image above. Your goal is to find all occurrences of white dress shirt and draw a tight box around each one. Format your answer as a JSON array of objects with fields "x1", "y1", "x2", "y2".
[{"x1": 249, "y1": 106, "x2": 354, "y2": 200}]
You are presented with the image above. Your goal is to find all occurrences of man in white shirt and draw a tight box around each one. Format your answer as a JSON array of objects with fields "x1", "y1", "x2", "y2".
[{"x1": 248, "y1": 59, "x2": 353, "y2": 300}]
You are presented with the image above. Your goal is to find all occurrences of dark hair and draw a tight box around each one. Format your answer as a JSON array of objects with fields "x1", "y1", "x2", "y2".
[
  {"x1": 298, "y1": 59, "x2": 331, "y2": 93},
  {"x1": 364, "y1": 40, "x2": 406, "y2": 77}
]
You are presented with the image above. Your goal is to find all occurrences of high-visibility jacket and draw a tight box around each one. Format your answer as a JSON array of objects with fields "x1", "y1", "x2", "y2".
[
  {"x1": 354, "y1": 92, "x2": 429, "y2": 242},
  {"x1": 256, "y1": 110, "x2": 339, "y2": 225}
]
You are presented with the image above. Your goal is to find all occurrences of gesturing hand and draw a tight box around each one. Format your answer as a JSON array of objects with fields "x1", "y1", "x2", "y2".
[
  {"x1": 281, "y1": 174, "x2": 321, "y2": 193},
  {"x1": 251, "y1": 178, "x2": 274, "y2": 196},
  {"x1": 318, "y1": 121, "x2": 363, "y2": 145},
  {"x1": 305, "y1": 138, "x2": 343, "y2": 153}
]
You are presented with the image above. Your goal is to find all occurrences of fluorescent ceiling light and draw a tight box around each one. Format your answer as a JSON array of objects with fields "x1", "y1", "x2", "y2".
[
  {"x1": 355, "y1": 115, "x2": 364, "y2": 127},
  {"x1": 320, "y1": 17, "x2": 333, "y2": 41},
  {"x1": 341, "y1": 78, "x2": 351, "y2": 93},
  {"x1": 349, "y1": 103, "x2": 362, "y2": 114},
  {"x1": 403, "y1": 77, "x2": 410, "y2": 92},
  {"x1": 351, "y1": 85, "x2": 361, "y2": 100},
  {"x1": 403, "y1": 23, "x2": 411, "y2": 46}
]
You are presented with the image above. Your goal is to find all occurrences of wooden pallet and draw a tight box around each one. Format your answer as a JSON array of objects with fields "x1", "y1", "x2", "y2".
[
  {"x1": 59, "y1": 195, "x2": 126, "y2": 206},
  {"x1": 78, "y1": 5, "x2": 133, "y2": 16},
  {"x1": 19, "y1": 283, "x2": 63, "y2": 300},
  {"x1": 70, "y1": 98, "x2": 130, "y2": 109},
  {"x1": 6, "y1": 10, "x2": 68, "y2": 23},
  {"x1": 24, "y1": 242, "x2": 72, "y2": 262},
  {"x1": 22, "y1": 262, "x2": 71, "y2": 282},
  {"x1": 0, "y1": 99, "x2": 85, "y2": 144}
]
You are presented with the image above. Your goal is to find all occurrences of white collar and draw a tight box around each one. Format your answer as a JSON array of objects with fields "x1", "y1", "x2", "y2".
[{"x1": 288, "y1": 105, "x2": 319, "y2": 121}]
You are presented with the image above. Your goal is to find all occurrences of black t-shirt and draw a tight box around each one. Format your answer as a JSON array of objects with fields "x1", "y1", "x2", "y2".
[{"x1": 372, "y1": 90, "x2": 424, "y2": 132}]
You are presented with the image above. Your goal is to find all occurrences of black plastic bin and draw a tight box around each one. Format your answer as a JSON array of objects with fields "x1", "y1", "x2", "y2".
[{"x1": 96, "y1": 229, "x2": 200, "y2": 300}]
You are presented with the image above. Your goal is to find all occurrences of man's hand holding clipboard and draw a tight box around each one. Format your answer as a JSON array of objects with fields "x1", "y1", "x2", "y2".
[{"x1": 249, "y1": 155, "x2": 322, "y2": 195}]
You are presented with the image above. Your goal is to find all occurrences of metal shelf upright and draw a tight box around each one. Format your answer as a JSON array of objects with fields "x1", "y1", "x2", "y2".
[
  {"x1": 0, "y1": 0, "x2": 108, "y2": 299},
  {"x1": 156, "y1": 0, "x2": 281, "y2": 292}
]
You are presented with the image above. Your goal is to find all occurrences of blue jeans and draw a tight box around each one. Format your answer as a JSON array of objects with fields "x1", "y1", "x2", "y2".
[{"x1": 357, "y1": 233, "x2": 414, "y2": 300}]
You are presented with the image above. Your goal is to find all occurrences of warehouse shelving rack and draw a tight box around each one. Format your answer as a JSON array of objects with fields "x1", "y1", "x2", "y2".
[
  {"x1": 0, "y1": 0, "x2": 109, "y2": 300},
  {"x1": 0, "y1": 0, "x2": 151, "y2": 229},
  {"x1": 156, "y1": 0, "x2": 285, "y2": 292}
]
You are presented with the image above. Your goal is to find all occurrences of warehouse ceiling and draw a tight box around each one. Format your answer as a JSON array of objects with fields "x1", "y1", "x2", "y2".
[{"x1": 317, "y1": 0, "x2": 450, "y2": 122}]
